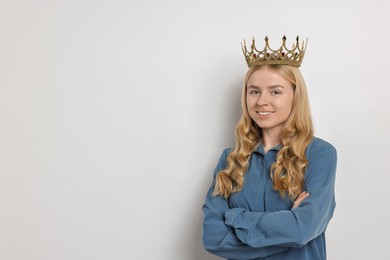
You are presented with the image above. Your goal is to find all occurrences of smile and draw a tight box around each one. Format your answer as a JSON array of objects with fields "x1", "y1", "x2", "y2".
[{"x1": 256, "y1": 111, "x2": 274, "y2": 115}]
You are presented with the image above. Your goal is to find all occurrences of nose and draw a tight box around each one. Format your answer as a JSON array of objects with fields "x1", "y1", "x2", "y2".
[{"x1": 256, "y1": 93, "x2": 269, "y2": 106}]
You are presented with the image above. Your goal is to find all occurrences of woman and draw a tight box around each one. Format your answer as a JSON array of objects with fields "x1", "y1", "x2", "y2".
[{"x1": 202, "y1": 36, "x2": 337, "y2": 260}]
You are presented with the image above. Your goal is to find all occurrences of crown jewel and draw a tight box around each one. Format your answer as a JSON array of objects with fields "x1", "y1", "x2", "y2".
[{"x1": 242, "y1": 36, "x2": 307, "y2": 67}]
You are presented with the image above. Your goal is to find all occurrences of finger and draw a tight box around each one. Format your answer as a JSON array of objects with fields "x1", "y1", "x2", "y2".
[
  {"x1": 298, "y1": 192, "x2": 310, "y2": 202},
  {"x1": 295, "y1": 192, "x2": 307, "y2": 202},
  {"x1": 292, "y1": 192, "x2": 310, "y2": 208},
  {"x1": 300, "y1": 192, "x2": 309, "y2": 199}
]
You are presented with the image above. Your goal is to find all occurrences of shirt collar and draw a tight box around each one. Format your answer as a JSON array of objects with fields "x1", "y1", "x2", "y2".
[{"x1": 254, "y1": 143, "x2": 282, "y2": 155}]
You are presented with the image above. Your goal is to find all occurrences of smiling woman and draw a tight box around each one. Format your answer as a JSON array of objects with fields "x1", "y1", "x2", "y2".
[
  {"x1": 202, "y1": 36, "x2": 337, "y2": 260},
  {"x1": 245, "y1": 67, "x2": 295, "y2": 150}
]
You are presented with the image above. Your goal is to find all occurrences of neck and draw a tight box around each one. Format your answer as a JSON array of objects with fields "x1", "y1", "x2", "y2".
[{"x1": 261, "y1": 128, "x2": 281, "y2": 153}]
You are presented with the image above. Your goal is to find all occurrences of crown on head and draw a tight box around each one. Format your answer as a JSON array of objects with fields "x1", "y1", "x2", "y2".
[{"x1": 241, "y1": 36, "x2": 307, "y2": 68}]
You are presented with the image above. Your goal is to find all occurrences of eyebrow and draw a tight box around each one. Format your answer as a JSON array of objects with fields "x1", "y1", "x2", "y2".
[{"x1": 247, "y1": 85, "x2": 285, "y2": 89}]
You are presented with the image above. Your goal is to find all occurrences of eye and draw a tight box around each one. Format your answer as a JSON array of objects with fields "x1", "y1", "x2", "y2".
[
  {"x1": 271, "y1": 90, "x2": 281, "y2": 95},
  {"x1": 248, "y1": 90, "x2": 259, "y2": 95}
]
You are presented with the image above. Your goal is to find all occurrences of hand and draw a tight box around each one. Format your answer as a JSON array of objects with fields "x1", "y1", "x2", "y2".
[{"x1": 292, "y1": 191, "x2": 310, "y2": 209}]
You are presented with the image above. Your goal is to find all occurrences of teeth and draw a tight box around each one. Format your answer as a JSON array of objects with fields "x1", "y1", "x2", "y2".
[{"x1": 257, "y1": 112, "x2": 273, "y2": 115}]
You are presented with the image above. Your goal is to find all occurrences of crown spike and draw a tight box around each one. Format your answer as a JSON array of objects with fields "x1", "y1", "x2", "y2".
[
  {"x1": 241, "y1": 41, "x2": 245, "y2": 55},
  {"x1": 241, "y1": 35, "x2": 307, "y2": 67},
  {"x1": 281, "y1": 35, "x2": 288, "y2": 50}
]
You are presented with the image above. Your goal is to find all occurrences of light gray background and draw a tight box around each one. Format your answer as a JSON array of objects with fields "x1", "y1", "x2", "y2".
[{"x1": 1, "y1": 0, "x2": 389, "y2": 259}]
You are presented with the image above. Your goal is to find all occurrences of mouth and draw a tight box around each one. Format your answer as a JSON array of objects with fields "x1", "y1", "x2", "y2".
[{"x1": 256, "y1": 111, "x2": 274, "y2": 116}]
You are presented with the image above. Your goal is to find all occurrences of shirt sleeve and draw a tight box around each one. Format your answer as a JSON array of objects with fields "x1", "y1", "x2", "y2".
[
  {"x1": 202, "y1": 148, "x2": 288, "y2": 259},
  {"x1": 223, "y1": 141, "x2": 337, "y2": 248}
]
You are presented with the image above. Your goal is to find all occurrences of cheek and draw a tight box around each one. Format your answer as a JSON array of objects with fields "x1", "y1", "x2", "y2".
[
  {"x1": 246, "y1": 96, "x2": 252, "y2": 108},
  {"x1": 286, "y1": 98, "x2": 294, "y2": 115},
  {"x1": 284, "y1": 92, "x2": 295, "y2": 111},
  {"x1": 277, "y1": 97, "x2": 294, "y2": 116},
  {"x1": 246, "y1": 97, "x2": 256, "y2": 117}
]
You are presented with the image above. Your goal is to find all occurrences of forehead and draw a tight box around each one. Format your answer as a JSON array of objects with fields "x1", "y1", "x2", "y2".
[{"x1": 247, "y1": 68, "x2": 292, "y2": 89}]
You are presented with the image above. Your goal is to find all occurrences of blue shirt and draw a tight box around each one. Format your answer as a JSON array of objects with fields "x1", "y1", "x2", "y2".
[{"x1": 202, "y1": 137, "x2": 337, "y2": 260}]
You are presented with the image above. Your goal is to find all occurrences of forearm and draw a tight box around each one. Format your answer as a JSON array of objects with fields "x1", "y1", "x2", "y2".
[
  {"x1": 203, "y1": 208, "x2": 288, "y2": 258},
  {"x1": 224, "y1": 188, "x2": 335, "y2": 248}
]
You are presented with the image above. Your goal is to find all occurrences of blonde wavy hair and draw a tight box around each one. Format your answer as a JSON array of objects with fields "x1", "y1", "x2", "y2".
[{"x1": 213, "y1": 65, "x2": 314, "y2": 199}]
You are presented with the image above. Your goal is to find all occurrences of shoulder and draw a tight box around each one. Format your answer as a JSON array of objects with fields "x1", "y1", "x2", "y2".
[
  {"x1": 221, "y1": 147, "x2": 233, "y2": 157},
  {"x1": 306, "y1": 137, "x2": 337, "y2": 159},
  {"x1": 217, "y1": 147, "x2": 232, "y2": 166},
  {"x1": 305, "y1": 137, "x2": 337, "y2": 180},
  {"x1": 212, "y1": 148, "x2": 232, "y2": 178},
  {"x1": 304, "y1": 137, "x2": 338, "y2": 188}
]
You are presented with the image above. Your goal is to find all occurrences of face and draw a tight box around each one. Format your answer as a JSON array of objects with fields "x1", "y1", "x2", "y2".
[{"x1": 246, "y1": 68, "x2": 294, "y2": 136}]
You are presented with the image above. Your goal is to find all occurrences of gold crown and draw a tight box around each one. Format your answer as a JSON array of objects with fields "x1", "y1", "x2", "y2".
[{"x1": 242, "y1": 36, "x2": 307, "y2": 68}]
